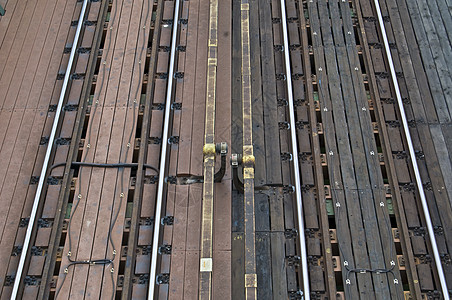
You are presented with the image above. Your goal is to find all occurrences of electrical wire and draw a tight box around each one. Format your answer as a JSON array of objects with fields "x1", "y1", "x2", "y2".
[{"x1": 49, "y1": 161, "x2": 158, "y2": 173}]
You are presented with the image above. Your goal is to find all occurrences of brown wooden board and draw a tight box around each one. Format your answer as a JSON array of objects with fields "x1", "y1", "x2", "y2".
[
  {"x1": 416, "y1": 264, "x2": 435, "y2": 292},
  {"x1": 231, "y1": 194, "x2": 245, "y2": 300},
  {"x1": 384, "y1": 0, "x2": 452, "y2": 257},
  {"x1": 2, "y1": 0, "x2": 56, "y2": 110},
  {"x1": 231, "y1": 0, "x2": 242, "y2": 157},
  {"x1": 176, "y1": 0, "x2": 200, "y2": 176},
  {"x1": 162, "y1": 0, "x2": 174, "y2": 21},
  {"x1": 0, "y1": 0, "x2": 40, "y2": 94},
  {"x1": 181, "y1": 0, "x2": 209, "y2": 297},
  {"x1": 299, "y1": 1, "x2": 338, "y2": 296},
  {"x1": 250, "y1": 0, "x2": 265, "y2": 186},
  {"x1": 0, "y1": 0, "x2": 49, "y2": 195},
  {"x1": 0, "y1": 0, "x2": 20, "y2": 43},
  {"x1": 166, "y1": 93, "x2": 187, "y2": 300},
  {"x1": 339, "y1": 1, "x2": 403, "y2": 296},
  {"x1": 0, "y1": 0, "x2": 79, "y2": 294},
  {"x1": 269, "y1": 232, "x2": 288, "y2": 299},
  {"x1": 307, "y1": 1, "x2": 365, "y2": 297},
  {"x1": 406, "y1": 0, "x2": 451, "y2": 122},
  {"x1": 260, "y1": 0, "x2": 282, "y2": 186},
  {"x1": 229, "y1": 7, "x2": 247, "y2": 298},
  {"x1": 166, "y1": 0, "x2": 192, "y2": 294},
  {"x1": 355, "y1": 0, "x2": 423, "y2": 296},
  {"x1": 125, "y1": 3, "x2": 166, "y2": 288},
  {"x1": 85, "y1": 0, "x2": 149, "y2": 296},
  {"x1": 54, "y1": 0, "x2": 128, "y2": 296},
  {"x1": 36, "y1": 0, "x2": 109, "y2": 297},
  {"x1": 255, "y1": 231, "x2": 272, "y2": 300},
  {"x1": 403, "y1": 0, "x2": 452, "y2": 208},
  {"x1": 249, "y1": 1, "x2": 270, "y2": 297},
  {"x1": 212, "y1": 0, "x2": 232, "y2": 298}
]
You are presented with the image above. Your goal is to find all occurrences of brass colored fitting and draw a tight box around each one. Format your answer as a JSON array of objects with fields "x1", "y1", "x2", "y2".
[
  {"x1": 203, "y1": 143, "x2": 216, "y2": 157},
  {"x1": 245, "y1": 274, "x2": 257, "y2": 288},
  {"x1": 243, "y1": 167, "x2": 254, "y2": 179},
  {"x1": 241, "y1": 154, "x2": 255, "y2": 167}
]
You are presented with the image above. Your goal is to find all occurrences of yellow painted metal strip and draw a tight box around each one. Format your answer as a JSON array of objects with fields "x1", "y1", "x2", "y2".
[
  {"x1": 241, "y1": 0, "x2": 257, "y2": 299},
  {"x1": 199, "y1": 0, "x2": 218, "y2": 299}
]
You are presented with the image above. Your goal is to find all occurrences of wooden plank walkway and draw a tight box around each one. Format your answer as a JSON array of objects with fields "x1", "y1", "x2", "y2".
[
  {"x1": 156, "y1": 0, "x2": 232, "y2": 299},
  {"x1": 402, "y1": 0, "x2": 452, "y2": 211},
  {"x1": 0, "y1": 0, "x2": 451, "y2": 298},
  {"x1": 51, "y1": 0, "x2": 153, "y2": 298},
  {"x1": 379, "y1": 0, "x2": 452, "y2": 289},
  {"x1": 308, "y1": 1, "x2": 376, "y2": 297},
  {"x1": 359, "y1": 0, "x2": 452, "y2": 296},
  {"x1": 0, "y1": 0, "x2": 88, "y2": 296}
]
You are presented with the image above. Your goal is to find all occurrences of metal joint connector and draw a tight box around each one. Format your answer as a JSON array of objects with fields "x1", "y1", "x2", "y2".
[
  {"x1": 216, "y1": 142, "x2": 228, "y2": 155},
  {"x1": 242, "y1": 155, "x2": 255, "y2": 167},
  {"x1": 230, "y1": 153, "x2": 242, "y2": 166},
  {"x1": 245, "y1": 274, "x2": 257, "y2": 288},
  {"x1": 203, "y1": 143, "x2": 216, "y2": 158}
]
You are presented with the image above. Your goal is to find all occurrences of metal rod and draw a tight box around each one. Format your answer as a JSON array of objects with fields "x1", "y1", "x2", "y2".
[
  {"x1": 280, "y1": 0, "x2": 310, "y2": 298},
  {"x1": 148, "y1": 0, "x2": 180, "y2": 298},
  {"x1": 10, "y1": 0, "x2": 89, "y2": 297},
  {"x1": 373, "y1": 0, "x2": 449, "y2": 298}
]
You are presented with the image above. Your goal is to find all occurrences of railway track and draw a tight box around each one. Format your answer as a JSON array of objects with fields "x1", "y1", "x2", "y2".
[
  {"x1": 231, "y1": 0, "x2": 451, "y2": 299},
  {"x1": 2, "y1": 0, "x2": 164, "y2": 297},
  {"x1": 0, "y1": 0, "x2": 450, "y2": 299}
]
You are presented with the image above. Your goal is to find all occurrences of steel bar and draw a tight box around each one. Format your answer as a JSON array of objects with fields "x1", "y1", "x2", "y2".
[
  {"x1": 280, "y1": 0, "x2": 310, "y2": 298},
  {"x1": 148, "y1": 0, "x2": 180, "y2": 298}
]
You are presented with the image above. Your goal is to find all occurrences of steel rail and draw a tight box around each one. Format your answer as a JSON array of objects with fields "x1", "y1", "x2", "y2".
[
  {"x1": 280, "y1": 0, "x2": 310, "y2": 298},
  {"x1": 10, "y1": 0, "x2": 89, "y2": 297},
  {"x1": 148, "y1": 0, "x2": 180, "y2": 298},
  {"x1": 373, "y1": 0, "x2": 449, "y2": 298}
]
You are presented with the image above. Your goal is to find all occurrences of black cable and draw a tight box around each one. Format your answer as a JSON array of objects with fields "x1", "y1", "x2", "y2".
[{"x1": 49, "y1": 161, "x2": 158, "y2": 173}]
